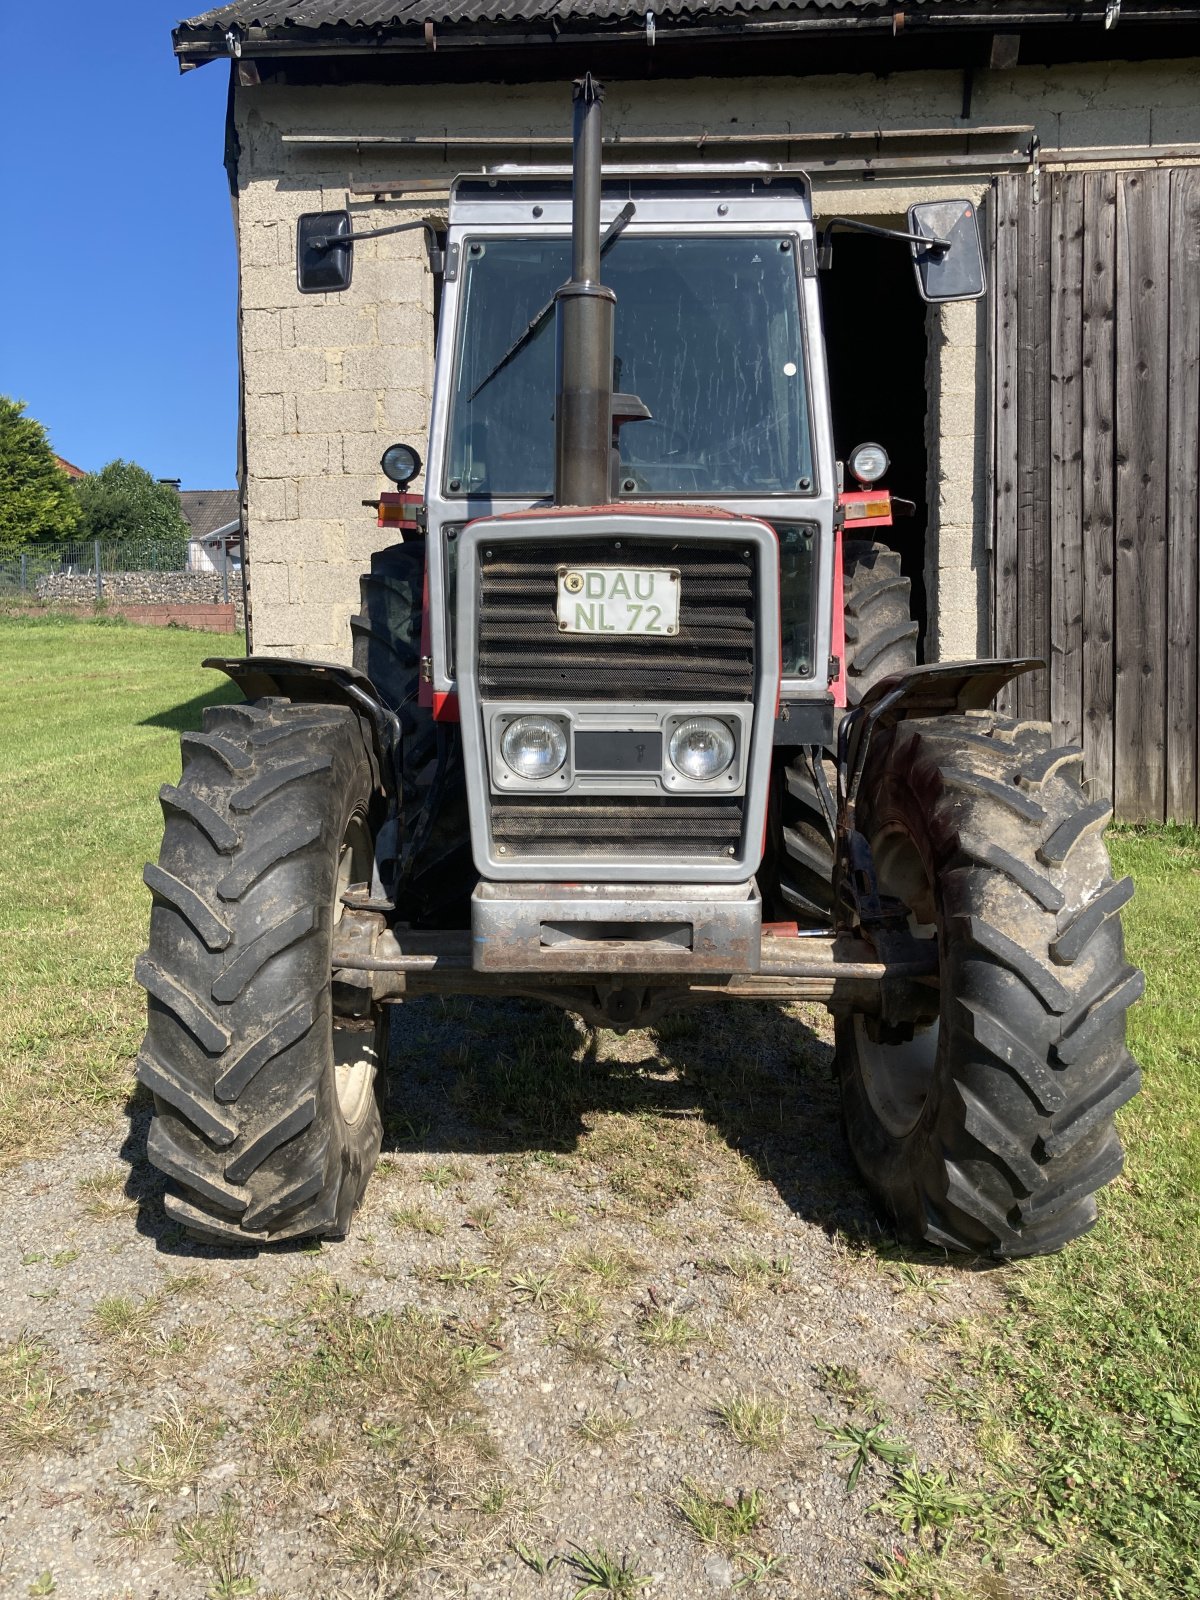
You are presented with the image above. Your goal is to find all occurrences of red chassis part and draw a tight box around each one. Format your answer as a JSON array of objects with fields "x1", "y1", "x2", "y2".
[{"x1": 831, "y1": 487, "x2": 894, "y2": 709}]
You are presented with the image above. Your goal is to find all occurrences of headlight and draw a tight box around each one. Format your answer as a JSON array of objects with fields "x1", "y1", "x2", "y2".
[
  {"x1": 668, "y1": 717, "x2": 736, "y2": 781},
  {"x1": 848, "y1": 441, "x2": 889, "y2": 485},
  {"x1": 501, "y1": 716, "x2": 568, "y2": 780}
]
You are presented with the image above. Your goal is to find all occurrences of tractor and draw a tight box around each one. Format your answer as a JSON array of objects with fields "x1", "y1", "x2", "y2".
[{"x1": 136, "y1": 77, "x2": 1142, "y2": 1257}]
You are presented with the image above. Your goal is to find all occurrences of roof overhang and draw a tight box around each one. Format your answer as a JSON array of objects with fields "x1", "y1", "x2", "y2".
[{"x1": 173, "y1": 3, "x2": 1200, "y2": 75}]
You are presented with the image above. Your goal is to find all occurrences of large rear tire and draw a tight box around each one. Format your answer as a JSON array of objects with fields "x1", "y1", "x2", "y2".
[
  {"x1": 836, "y1": 711, "x2": 1143, "y2": 1257},
  {"x1": 136, "y1": 700, "x2": 385, "y2": 1244},
  {"x1": 777, "y1": 540, "x2": 919, "y2": 923}
]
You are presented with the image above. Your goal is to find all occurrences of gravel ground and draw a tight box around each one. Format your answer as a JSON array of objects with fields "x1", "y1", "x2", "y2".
[{"x1": 0, "y1": 995, "x2": 1004, "y2": 1599}]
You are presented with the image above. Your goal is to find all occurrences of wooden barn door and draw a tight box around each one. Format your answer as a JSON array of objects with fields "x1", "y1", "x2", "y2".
[{"x1": 991, "y1": 168, "x2": 1200, "y2": 824}]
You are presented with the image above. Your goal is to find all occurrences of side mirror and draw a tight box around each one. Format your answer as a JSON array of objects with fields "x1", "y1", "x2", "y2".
[
  {"x1": 907, "y1": 200, "x2": 985, "y2": 303},
  {"x1": 297, "y1": 210, "x2": 353, "y2": 294}
]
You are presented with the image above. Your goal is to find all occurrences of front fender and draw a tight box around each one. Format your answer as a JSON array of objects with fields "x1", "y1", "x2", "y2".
[{"x1": 204, "y1": 655, "x2": 399, "y2": 795}]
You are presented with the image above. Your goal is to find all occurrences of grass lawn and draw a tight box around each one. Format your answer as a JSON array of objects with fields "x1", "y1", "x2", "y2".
[
  {"x1": 0, "y1": 613, "x2": 1195, "y2": 1594},
  {"x1": 0, "y1": 615, "x2": 240, "y2": 1159},
  {"x1": 957, "y1": 825, "x2": 1200, "y2": 1599}
]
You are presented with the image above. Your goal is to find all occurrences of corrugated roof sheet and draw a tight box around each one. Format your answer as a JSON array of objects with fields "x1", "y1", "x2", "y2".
[{"x1": 177, "y1": 0, "x2": 956, "y2": 32}]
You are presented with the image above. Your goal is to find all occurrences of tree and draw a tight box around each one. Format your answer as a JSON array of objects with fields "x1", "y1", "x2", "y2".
[
  {"x1": 0, "y1": 396, "x2": 81, "y2": 553},
  {"x1": 73, "y1": 460, "x2": 191, "y2": 562}
]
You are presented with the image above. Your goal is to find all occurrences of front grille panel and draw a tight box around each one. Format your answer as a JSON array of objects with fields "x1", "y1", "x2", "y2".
[
  {"x1": 492, "y1": 797, "x2": 743, "y2": 859},
  {"x1": 478, "y1": 540, "x2": 756, "y2": 701}
]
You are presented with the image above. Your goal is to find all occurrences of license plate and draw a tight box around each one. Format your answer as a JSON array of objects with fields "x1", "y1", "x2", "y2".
[{"x1": 556, "y1": 566, "x2": 680, "y2": 636}]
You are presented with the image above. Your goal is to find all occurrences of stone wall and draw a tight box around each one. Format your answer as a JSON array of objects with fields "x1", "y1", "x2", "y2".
[
  {"x1": 232, "y1": 56, "x2": 1200, "y2": 663},
  {"x1": 37, "y1": 571, "x2": 246, "y2": 631}
]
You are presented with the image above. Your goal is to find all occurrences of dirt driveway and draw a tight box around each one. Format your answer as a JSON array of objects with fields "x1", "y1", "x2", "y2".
[{"x1": 0, "y1": 996, "x2": 1000, "y2": 1599}]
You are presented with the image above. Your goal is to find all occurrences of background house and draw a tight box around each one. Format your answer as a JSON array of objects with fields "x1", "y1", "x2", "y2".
[
  {"x1": 174, "y1": 0, "x2": 1200, "y2": 823},
  {"x1": 175, "y1": 486, "x2": 242, "y2": 574}
]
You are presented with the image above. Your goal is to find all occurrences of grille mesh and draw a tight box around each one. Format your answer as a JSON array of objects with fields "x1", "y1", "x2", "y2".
[
  {"x1": 491, "y1": 798, "x2": 743, "y2": 860},
  {"x1": 478, "y1": 539, "x2": 756, "y2": 701}
]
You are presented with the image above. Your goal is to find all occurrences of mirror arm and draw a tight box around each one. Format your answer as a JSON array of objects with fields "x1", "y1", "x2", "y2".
[
  {"x1": 310, "y1": 219, "x2": 442, "y2": 255},
  {"x1": 817, "y1": 216, "x2": 950, "y2": 269}
]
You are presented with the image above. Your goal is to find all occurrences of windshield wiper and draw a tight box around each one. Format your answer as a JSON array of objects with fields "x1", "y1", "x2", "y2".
[{"x1": 466, "y1": 202, "x2": 636, "y2": 403}]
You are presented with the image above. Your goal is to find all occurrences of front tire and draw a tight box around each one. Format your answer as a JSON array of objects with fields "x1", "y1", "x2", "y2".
[
  {"x1": 837, "y1": 711, "x2": 1143, "y2": 1257},
  {"x1": 136, "y1": 700, "x2": 385, "y2": 1244}
]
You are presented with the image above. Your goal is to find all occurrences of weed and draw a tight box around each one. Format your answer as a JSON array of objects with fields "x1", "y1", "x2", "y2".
[
  {"x1": 0, "y1": 1336, "x2": 74, "y2": 1458},
  {"x1": 574, "y1": 1409, "x2": 633, "y2": 1445},
  {"x1": 118, "y1": 1400, "x2": 220, "y2": 1491},
  {"x1": 76, "y1": 1169, "x2": 136, "y2": 1219},
  {"x1": 817, "y1": 1363, "x2": 874, "y2": 1409},
  {"x1": 569, "y1": 1246, "x2": 644, "y2": 1288},
  {"x1": 421, "y1": 1161, "x2": 468, "y2": 1192},
  {"x1": 174, "y1": 1494, "x2": 257, "y2": 1598},
  {"x1": 428, "y1": 1257, "x2": 500, "y2": 1289},
  {"x1": 513, "y1": 1540, "x2": 558, "y2": 1575},
  {"x1": 390, "y1": 1204, "x2": 445, "y2": 1237},
  {"x1": 565, "y1": 1543, "x2": 653, "y2": 1597},
  {"x1": 509, "y1": 1268, "x2": 559, "y2": 1307},
  {"x1": 817, "y1": 1419, "x2": 912, "y2": 1492},
  {"x1": 873, "y1": 1464, "x2": 981, "y2": 1536},
  {"x1": 93, "y1": 1292, "x2": 160, "y2": 1341},
  {"x1": 636, "y1": 1309, "x2": 698, "y2": 1349},
  {"x1": 109, "y1": 1501, "x2": 163, "y2": 1549},
  {"x1": 675, "y1": 1481, "x2": 767, "y2": 1552},
  {"x1": 714, "y1": 1394, "x2": 788, "y2": 1451},
  {"x1": 888, "y1": 1262, "x2": 949, "y2": 1305},
  {"x1": 326, "y1": 1492, "x2": 429, "y2": 1582},
  {"x1": 732, "y1": 1553, "x2": 787, "y2": 1589}
]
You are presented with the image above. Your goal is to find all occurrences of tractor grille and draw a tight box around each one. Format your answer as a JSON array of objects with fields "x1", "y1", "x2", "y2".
[
  {"x1": 491, "y1": 798, "x2": 743, "y2": 860},
  {"x1": 478, "y1": 539, "x2": 756, "y2": 701}
]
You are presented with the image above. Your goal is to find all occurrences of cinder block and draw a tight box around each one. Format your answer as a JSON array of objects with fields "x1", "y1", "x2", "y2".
[
  {"x1": 382, "y1": 387, "x2": 433, "y2": 434},
  {"x1": 250, "y1": 433, "x2": 335, "y2": 479},
  {"x1": 244, "y1": 392, "x2": 286, "y2": 438},
  {"x1": 297, "y1": 473, "x2": 378, "y2": 521},
  {"x1": 242, "y1": 309, "x2": 282, "y2": 353},
  {"x1": 241, "y1": 263, "x2": 301, "y2": 313},
  {"x1": 377, "y1": 301, "x2": 432, "y2": 351},
  {"x1": 296, "y1": 389, "x2": 378, "y2": 436},
  {"x1": 242, "y1": 223, "x2": 281, "y2": 268},
  {"x1": 341, "y1": 345, "x2": 394, "y2": 391},
  {"x1": 292, "y1": 301, "x2": 378, "y2": 352},
  {"x1": 246, "y1": 348, "x2": 329, "y2": 396},
  {"x1": 341, "y1": 432, "x2": 397, "y2": 475},
  {"x1": 247, "y1": 477, "x2": 287, "y2": 522}
]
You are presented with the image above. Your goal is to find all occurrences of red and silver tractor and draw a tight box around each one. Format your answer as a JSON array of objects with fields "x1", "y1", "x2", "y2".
[{"x1": 137, "y1": 77, "x2": 1141, "y2": 1256}]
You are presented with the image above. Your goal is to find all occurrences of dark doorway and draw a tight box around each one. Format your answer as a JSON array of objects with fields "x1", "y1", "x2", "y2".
[{"x1": 818, "y1": 229, "x2": 929, "y2": 649}]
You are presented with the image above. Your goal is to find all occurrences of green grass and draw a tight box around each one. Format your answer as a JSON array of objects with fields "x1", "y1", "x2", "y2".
[
  {"x1": 955, "y1": 824, "x2": 1200, "y2": 1596},
  {"x1": 0, "y1": 616, "x2": 240, "y2": 1161}
]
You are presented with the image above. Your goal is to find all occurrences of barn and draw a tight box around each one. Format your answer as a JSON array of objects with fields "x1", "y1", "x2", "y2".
[{"x1": 173, "y1": 0, "x2": 1200, "y2": 822}]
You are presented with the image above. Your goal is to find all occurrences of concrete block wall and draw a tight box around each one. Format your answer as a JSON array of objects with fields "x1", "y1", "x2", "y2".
[{"x1": 232, "y1": 55, "x2": 1200, "y2": 664}]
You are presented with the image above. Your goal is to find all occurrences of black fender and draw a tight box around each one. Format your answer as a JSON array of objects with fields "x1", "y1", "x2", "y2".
[
  {"x1": 204, "y1": 655, "x2": 400, "y2": 796},
  {"x1": 840, "y1": 657, "x2": 1043, "y2": 791}
]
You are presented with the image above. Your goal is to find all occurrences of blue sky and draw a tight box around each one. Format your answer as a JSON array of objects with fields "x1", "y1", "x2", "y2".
[{"x1": 0, "y1": 3, "x2": 236, "y2": 488}]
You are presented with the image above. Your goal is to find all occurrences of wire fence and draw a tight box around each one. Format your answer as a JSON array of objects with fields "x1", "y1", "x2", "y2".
[{"x1": 0, "y1": 540, "x2": 238, "y2": 604}]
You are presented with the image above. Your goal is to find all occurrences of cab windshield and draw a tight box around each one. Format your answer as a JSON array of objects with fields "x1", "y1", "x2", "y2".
[{"x1": 446, "y1": 234, "x2": 813, "y2": 498}]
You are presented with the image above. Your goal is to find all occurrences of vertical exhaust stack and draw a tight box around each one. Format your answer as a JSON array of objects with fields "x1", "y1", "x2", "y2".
[{"x1": 554, "y1": 74, "x2": 616, "y2": 507}]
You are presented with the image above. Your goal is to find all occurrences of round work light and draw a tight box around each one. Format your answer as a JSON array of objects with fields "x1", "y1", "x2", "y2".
[
  {"x1": 848, "y1": 442, "x2": 889, "y2": 485},
  {"x1": 381, "y1": 442, "x2": 422, "y2": 486}
]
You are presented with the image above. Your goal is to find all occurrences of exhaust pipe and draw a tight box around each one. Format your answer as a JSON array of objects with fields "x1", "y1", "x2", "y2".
[{"x1": 554, "y1": 74, "x2": 616, "y2": 507}]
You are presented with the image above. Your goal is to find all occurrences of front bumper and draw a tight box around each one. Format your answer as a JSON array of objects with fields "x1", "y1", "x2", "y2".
[{"x1": 471, "y1": 880, "x2": 762, "y2": 974}]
